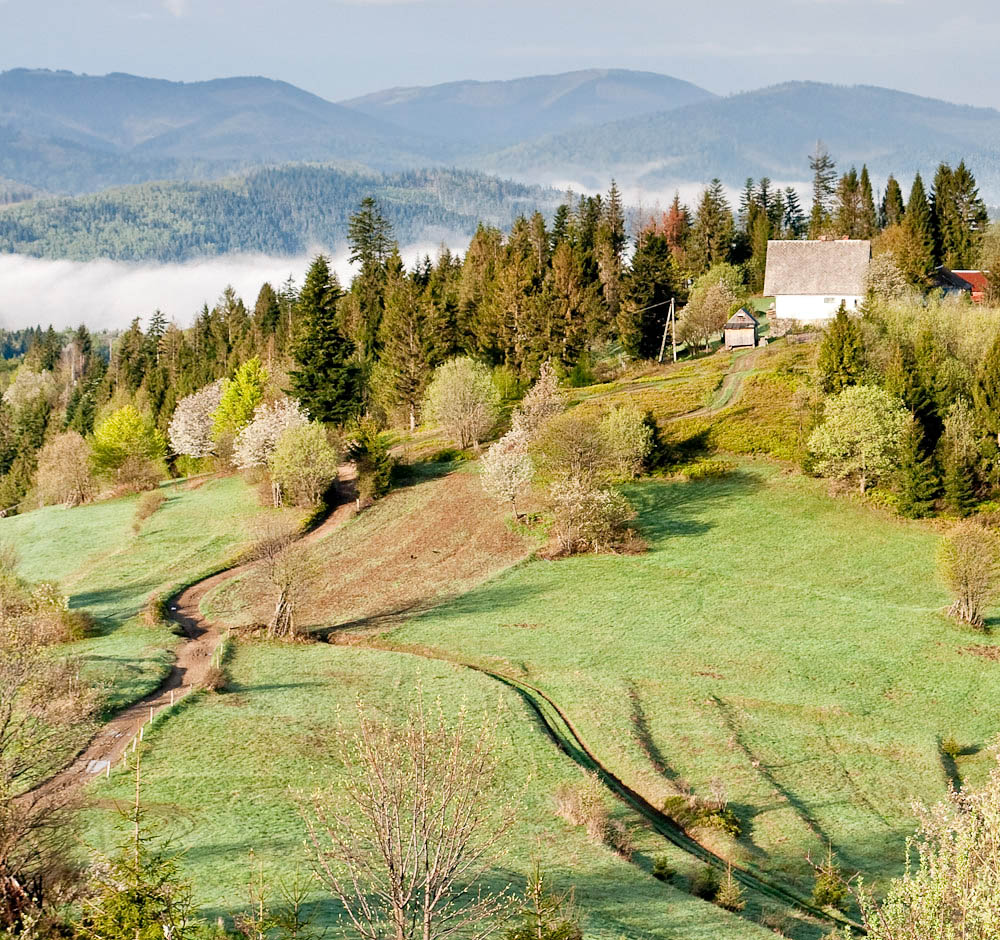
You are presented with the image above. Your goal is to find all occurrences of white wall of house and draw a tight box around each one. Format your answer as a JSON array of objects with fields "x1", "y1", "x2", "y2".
[{"x1": 774, "y1": 294, "x2": 862, "y2": 323}]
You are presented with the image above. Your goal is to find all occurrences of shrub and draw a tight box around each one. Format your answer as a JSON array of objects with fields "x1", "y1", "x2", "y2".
[
  {"x1": 111, "y1": 456, "x2": 164, "y2": 495},
  {"x1": 938, "y1": 519, "x2": 1000, "y2": 628},
  {"x1": 604, "y1": 819, "x2": 634, "y2": 860},
  {"x1": 480, "y1": 432, "x2": 535, "y2": 518},
  {"x1": 511, "y1": 361, "x2": 565, "y2": 440},
  {"x1": 651, "y1": 856, "x2": 675, "y2": 882},
  {"x1": 268, "y1": 423, "x2": 340, "y2": 507},
  {"x1": 548, "y1": 479, "x2": 636, "y2": 555},
  {"x1": 36, "y1": 431, "x2": 95, "y2": 506},
  {"x1": 132, "y1": 490, "x2": 166, "y2": 534},
  {"x1": 941, "y1": 735, "x2": 963, "y2": 759},
  {"x1": 424, "y1": 357, "x2": 501, "y2": 449},
  {"x1": 662, "y1": 784, "x2": 741, "y2": 838},
  {"x1": 601, "y1": 404, "x2": 653, "y2": 480},
  {"x1": 200, "y1": 665, "x2": 227, "y2": 693},
  {"x1": 554, "y1": 773, "x2": 610, "y2": 842},
  {"x1": 690, "y1": 864, "x2": 719, "y2": 900},
  {"x1": 811, "y1": 844, "x2": 848, "y2": 910}
]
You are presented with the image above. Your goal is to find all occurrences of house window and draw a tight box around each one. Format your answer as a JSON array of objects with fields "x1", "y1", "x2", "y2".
[{"x1": 824, "y1": 297, "x2": 835, "y2": 304}]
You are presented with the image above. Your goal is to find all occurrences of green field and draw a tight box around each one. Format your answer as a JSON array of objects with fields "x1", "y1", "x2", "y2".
[
  {"x1": 388, "y1": 461, "x2": 1000, "y2": 895},
  {"x1": 0, "y1": 475, "x2": 296, "y2": 711},
  {"x1": 82, "y1": 644, "x2": 780, "y2": 940}
]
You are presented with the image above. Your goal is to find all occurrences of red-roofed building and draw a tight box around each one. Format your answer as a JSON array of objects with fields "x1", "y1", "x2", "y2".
[{"x1": 935, "y1": 267, "x2": 990, "y2": 303}]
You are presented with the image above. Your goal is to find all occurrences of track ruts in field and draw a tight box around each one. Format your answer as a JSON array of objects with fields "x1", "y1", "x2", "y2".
[{"x1": 369, "y1": 641, "x2": 863, "y2": 934}]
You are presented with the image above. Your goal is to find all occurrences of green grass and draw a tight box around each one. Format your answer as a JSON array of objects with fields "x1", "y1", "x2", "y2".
[
  {"x1": 0, "y1": 476, "x2": 297, "y2": 711},
  {"x1": 82, "y1": 644, "x2": 777, "y2": 940},
  {"x1": 385, "y1": 462, "x2": 1000, "y2": 898}
]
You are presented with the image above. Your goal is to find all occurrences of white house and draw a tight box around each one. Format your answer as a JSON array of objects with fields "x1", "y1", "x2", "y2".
[{"x1": 763, "y1": 239, "x2": 871, "y2": 323}]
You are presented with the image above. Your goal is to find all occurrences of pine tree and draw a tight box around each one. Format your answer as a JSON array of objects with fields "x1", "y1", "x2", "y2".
[
  {"x1": 347, "y1": 197, "x2": 396, "y2": 360},
  {"x1": 662, "y1": 193, "x2": 691, "y2": 262},
  {"x1": 620, "y1": 233, "x2": 675, "y2": 360},
  {"x1": 817, "y1": 305, "x2": 865, "y2": 393},
  {"x1": 688, "y1": 179, "x2": 733, "y2": 274},
  {"x1": 904, "y1": 173, "x2": 936, "y2": 283},
  {"x1": 833, "y1": 167, "x2": 861, "y2": 237},
  {"x1": 808, "y1": 142, "x2": 837, "y2": 236},
  {"x1": 973, "y1": 330, "x2": 1000, "y2": 446},
  {"x1": 881, "y1": 175, "x2": 906, "y2": 228},
  {"x1": 783, "y1": 186, "x2": 806, "y2": 238},
  {"x1": 289, "y1": 255, "x2": 362, "y2": 426},
  {"x1": 932, "y1": 160, "x2": 988, "y2": 269},
  {"x1": 944, "y1": 454, "x2": 977, "y2": 517},
  {"x1": 858, "y1": 165, "x2": 878, "y2": 238},
  {"x1": 377, "y1": 265, "x2": 430, "y2": 430},
  {"x1": 896, "y1": 421, "x2": 939, "y2": 518}
]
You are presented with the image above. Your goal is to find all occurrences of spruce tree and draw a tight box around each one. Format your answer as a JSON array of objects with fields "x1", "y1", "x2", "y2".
[
  {"x1": 808, "y1": 142, "x2": 837, "y2": 236},
  {"x1": 904, "y1": 173, "x2": 936, "y2": 283},
  {"x1": 833, "y1": 167, "x2": 861, "y2": 237},
  {"x1": 783, "y1": 186, "x2": 806, "y2": 238},
  {"x1": 289, "y1": 255, "x2": 362, "y2": 426},
  {"x1": 881, "y1": 175, "x2": 905, "y2": 228},
  {"x1": 858, "y1": 166, "x2": 878, "y2": 238},
  {"x1": 973, "y1": 330, "x2": 1000, "y2": 446},
  {"x1": 896, "y1": 421, "x2": 939, "y2": 518},
  {"x1": 944, "y1": 454, "x2": 977, "y2": 517},
  {"x1": 688, "y1": 179, "x2": 734, "y2": 274},
  {"x1": 377, "y1": 265, "x2": 430, "y2": 430},
  {"x1": 817, "y1": 305, "x2": 865, "y2": 393},
  {"x1": 620, "y1": 232, "x2": 675, "y2": 360}
]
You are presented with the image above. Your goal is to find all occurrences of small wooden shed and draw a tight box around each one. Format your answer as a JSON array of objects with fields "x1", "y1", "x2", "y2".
[{"x1": 724, "y1": 308, "x2": 758, "y2": 349}]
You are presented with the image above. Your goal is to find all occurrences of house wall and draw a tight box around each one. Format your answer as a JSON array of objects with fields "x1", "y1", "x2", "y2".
[{"x1": 774, "y1": 294, "x2": 862, "y2": 323}]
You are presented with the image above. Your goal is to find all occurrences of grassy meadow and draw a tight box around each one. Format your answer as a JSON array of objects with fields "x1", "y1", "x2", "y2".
[
  {"x1": 388, "y1": 461, "x2": 999, "y2": 894},
  {"x1": 0, "y1": 475, "x2": 297, "y2": 711}
]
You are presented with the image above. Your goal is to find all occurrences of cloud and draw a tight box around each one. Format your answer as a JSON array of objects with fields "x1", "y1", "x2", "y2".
[
  {"x1": 162, "y1": 0, "x2": 189, "y2": 17},
  {"x1": 0, "y1": 243, "x2": 462, "y2": 333}
]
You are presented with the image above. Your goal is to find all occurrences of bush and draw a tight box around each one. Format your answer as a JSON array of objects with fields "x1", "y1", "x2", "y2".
[
  {"x1": 36, "y1": 431, "x2": 95, "y2": 507},
  {"x1": 424, "y1": 357, "x2": 501, "y2": 449},
  {"x1": 690, "y1": 864, "x2": 719, "y2": 900},
  {"x1": 604, "y1": 819, "x2": 634, "y2": 860},
  {"x1": 200, "y1": 665, "x2": 227, "y2": 693},
  {"x1": 652, "y1": 855, "x2": 675, "y2": 882},
  {"x1": 811, "y1": 845, "x2": 848, "y2": 910},
  {"x1": 548, "y1": 479, "x2": 636, "y2": 555},
  {"x1": 941, "y1": 735, "x2": 963, "y2": 759},
  {"x1": 554, "y1": 773, "x2": 610, "y2": 842},
  {"x1": 268, "y1": 423, "x2": 340, "y2": 507},
  {"x1": 938, "y1": 519, "x2": 1000, "y2": 628},
  {"x1": 347, "y1": 418, "x2": 395, "y2": 503},
  {"x1": 111, "y1": 456, "x2": 164, "y2": 496},
  {"x1": 662, "y1": 786, "x2": 741, "y2": 838},
  {"x1": 132, "y1": 490, "x2": 166, "y2": 533},
  {"x1": 601, "y1": 404, "x2": 653, "y2": 480},
  {"x1": 232, "y1": 397, "x2": 308, "y2": 470}
]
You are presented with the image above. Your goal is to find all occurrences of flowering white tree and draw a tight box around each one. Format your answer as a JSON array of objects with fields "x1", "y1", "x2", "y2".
[
  {"x1": 511, "y1": 360, "x2": 564, "y2": 439},
  {"x1": 2, "y1": 368, "x2": 57, "y2": 412},
  {"x1": 480, "y1": 431, "x2": 534, "y2": 518},
  {"x1": 168, "y1": 380, "x2": 223, "y2": 458},
  {"x1": 233, "y1": 397, "x2": 309, "y2": 471}
]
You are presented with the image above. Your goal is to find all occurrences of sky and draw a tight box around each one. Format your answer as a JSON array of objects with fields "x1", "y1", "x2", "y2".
[{"x1": 2, "y1": 0, "x2": 1000, "y2": 107}]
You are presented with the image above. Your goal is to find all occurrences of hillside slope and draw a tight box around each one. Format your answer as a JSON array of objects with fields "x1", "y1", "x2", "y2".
[
  {"x1": 342, "y1": 68, "x2": 716, "y2": 148},
  {"x1": 478, "y1": 81, "x2": 1000, "y2": 198},
  {"x1": 0, "y1": 165, "x2": 560, "y2": 261}
]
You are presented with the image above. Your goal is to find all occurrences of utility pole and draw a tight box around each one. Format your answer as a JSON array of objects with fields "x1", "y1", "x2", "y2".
[{"x1": 657, "y1": 298, "x2": 677, "y2": 363}]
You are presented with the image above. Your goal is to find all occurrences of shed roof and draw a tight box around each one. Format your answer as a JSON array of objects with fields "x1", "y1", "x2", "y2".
[
  {"x1": 953, "y1": 270, "x2": 990, "y2": 293},
  {"x1": 725, "y1": 308, "x2": 758, "y2": 328},
  {"x1": 763, "y1": 239, "x2": 871, "y2": 296}
]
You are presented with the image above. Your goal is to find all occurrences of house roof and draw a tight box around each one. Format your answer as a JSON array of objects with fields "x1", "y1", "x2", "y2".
[
  {"x1": 725, "y1": 308, "x2": 758, "y2": 328},
  {"x1": 763, "y1": 239, "x2": 871, "y2": 296},
  {"x1": 953, "y1": 270, "x2": 990, "y2": 294}
]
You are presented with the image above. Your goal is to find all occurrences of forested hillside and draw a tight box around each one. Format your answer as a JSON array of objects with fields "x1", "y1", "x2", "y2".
[
  {"x1": 477, "y1": 82, "x2": 1000, "y2": 200},
  {"x1": 0, "y1": 166, "x2": 560, "y2": 261}
]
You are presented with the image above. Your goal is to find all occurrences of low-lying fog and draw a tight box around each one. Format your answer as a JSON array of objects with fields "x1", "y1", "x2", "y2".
[{"x1": 0, "y1": 243, "x2": 454, "y2": 332}]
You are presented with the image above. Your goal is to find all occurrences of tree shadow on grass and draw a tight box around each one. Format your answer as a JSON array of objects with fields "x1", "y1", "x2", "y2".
[{"x1": 627, "y1": 467, "x2": 766, "y2": 545}]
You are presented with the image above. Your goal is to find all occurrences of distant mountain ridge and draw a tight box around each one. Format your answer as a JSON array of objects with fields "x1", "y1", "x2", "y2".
[
  {"x1": 475, "y1": 81, "x2": 1000, "y2": 197},
  {"x1": 341, "y1": 68, "x2": 716, "y2": 149}
]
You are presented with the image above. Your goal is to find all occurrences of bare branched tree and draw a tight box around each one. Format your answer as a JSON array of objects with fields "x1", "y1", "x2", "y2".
[
  {"x1": 302, "y1": 696, "x2": 516, "y2": 940},
  {"x1": 938, "y1": 519, "x2": 1000, "y2": 628},
  {"x1": 249, "y1": 521, "x2": 318, "y2": 638},
  {"x1": 1, "y1": 611, "x2": 98, "y2": 928}
]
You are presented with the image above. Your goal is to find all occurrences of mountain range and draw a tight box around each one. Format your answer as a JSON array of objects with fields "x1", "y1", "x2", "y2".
[{"x1": 3, "y1": 66, "x2": 1000, "y2": 262}]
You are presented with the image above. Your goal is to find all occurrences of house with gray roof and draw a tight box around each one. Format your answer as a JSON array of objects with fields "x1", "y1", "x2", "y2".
[{"x1": 763, "y1": 239, "x2": 871, "y2": 323}]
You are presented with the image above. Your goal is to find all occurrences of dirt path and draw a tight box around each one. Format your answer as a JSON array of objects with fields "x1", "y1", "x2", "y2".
[
  {"x1": 666, "y1": 348, "x2": 763, "y2": 422},
  {"x1": 30, "y1": 473, "x2": 357, "y2": 803}
]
